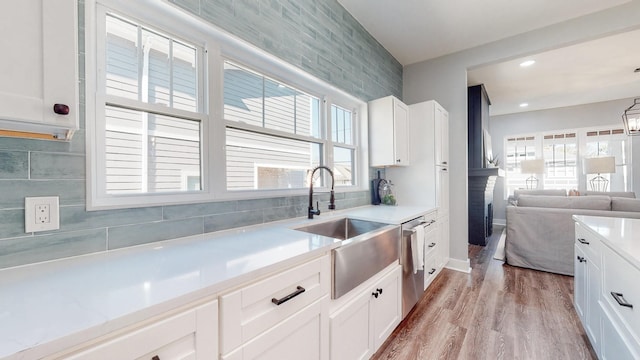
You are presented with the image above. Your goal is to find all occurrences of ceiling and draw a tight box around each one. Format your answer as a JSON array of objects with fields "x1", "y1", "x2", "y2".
[
  {"x1": 337, "y1": 0, "x2": 640, "y2": 116},
  {"x1": 468, "y1": 29, "x2": 640, "y2": 116}
]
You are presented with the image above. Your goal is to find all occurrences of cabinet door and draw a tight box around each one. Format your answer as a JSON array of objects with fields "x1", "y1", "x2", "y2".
[
  {"x1": 437, "y1": 215, "x2": 449, "y2": 269},
  {"x1": 330, "y1": 292, "x2": 374, "y2": 360},
  {"x1": 393, "y1": 100, "x2": 410, "y2": 166},
  {"x1": 601, "y1": 304, "x2": 639, "y2": 360},
  {"x1": 574, "y1": 244, "x2": 587, "y2": 320},
  {"x1": 434, "y1": 104, "x2": 449, "y2": 166},
  {"x1": 0, "y1": 0, "x2": 78, "y2": 137},
  {"x1": 436, "y1": 167, "x2": 449, "y2": 215},
  {"x1": 372, "y1": 266, "x2": 402, "y2": 350},
  {"x1": 586, "y1": 257, "x2": 600, "y2": 354}
]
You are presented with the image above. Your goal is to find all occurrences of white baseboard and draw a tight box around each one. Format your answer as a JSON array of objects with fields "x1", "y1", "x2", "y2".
[
  {"x1": 493, "y1": 218, "x2": 506, "y2": 226},
  {"x1": 445, "y1": 258, "x2": 472, "y2": 273}
]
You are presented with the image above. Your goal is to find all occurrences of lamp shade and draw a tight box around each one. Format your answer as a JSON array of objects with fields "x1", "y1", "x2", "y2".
[
  {"x1": 583, "y1": 156, "x2": 615, "y2": 175},
  {"x1": 520, "y1": 159, "x2": 544, "y2": 174},
  {"x1": 623, "y1": 98, "x2": 640, "y2": 136}
]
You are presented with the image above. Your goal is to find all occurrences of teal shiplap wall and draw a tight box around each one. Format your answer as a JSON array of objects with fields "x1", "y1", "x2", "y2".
[{"x1": 0, "y1": 0, "x2": 401, "y2": 269}]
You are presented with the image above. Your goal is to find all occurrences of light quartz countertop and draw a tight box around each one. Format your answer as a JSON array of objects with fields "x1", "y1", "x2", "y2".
[
  {"x1": 0, "y1": 204, "x2": 433, "y2": 359},
  {"x1": 573, "y1": 215, "x2": 640, "y2": 270}
]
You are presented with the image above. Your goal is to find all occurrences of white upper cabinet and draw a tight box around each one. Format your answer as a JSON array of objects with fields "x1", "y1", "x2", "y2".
[
  {"x1": 369, "y1": 96, "x2": 410, "y2": 167},
  {"x1": 0, "y1": 0, "x2": 79, "y2": 139}
]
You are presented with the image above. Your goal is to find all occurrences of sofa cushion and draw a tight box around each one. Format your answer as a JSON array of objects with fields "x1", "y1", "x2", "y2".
[
  {"x1": 517, "y1": 194, "x2": 611, "y2": 210},
  {"x1": 513, "y1": 189, "x2": 566, "y2": 200},
  {"x1": 611, "y1": 197, "x2": 640, "y2": 212},
  {"x1": 584, "y1": 191, "x2": 636, "y2": 198}
]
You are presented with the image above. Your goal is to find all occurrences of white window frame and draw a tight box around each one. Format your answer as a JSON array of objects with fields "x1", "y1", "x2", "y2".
[{"x1": 86, "y1": 0, "x2": 367, "y2": 210}]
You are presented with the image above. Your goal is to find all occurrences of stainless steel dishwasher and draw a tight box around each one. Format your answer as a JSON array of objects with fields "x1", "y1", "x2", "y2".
[{"x1": 401, "y1": 216, "x2": 427, "y2": 318}]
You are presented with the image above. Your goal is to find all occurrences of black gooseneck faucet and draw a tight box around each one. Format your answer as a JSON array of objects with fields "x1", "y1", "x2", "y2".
[{"x1": 308, "y1": 165, "x2": 335, "y2": 219}]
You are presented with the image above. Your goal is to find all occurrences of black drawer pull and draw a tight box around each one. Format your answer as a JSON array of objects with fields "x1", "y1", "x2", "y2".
[
  {"x1": 577, "y1": 238, "x2": 590, "y2": 245},
  {"x1": 377, "y1": 288, "x2": 383, "y2": 295},
  {"x1": 272, "y1": 286, "x2": 305, "y2": 305},
  {"x1": 428, "y1": 242, "x2": 436, "y2": 248},
  {"x1": 611, "y1": 292, "x2": 633, "y2": 308},
  {"x1": 372, "y1": 291, "x2": 379, "y2": 298},
  {"x1": 577, "y1": 256, "x2": 586, "y2": 263},
  {"x1": 53, "y1": 103, "x2": 70, "y2": 115},
  {"x1": 428, "y1": 268, "x2": 436, "y2": 275},
  {"x1": 152, "y1": 356, "x2": 160, "y2": 360}
]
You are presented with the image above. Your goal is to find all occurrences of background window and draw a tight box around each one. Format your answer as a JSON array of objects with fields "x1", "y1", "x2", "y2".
[
  {"x1": 504, "y1": 136, "x2": 536, "y2": 194},
  {"x1": 543, "y1": 132, "x2": 578, "y2": 191},
  {"x1": 584, "y1": 129, "x2": 630, "y2": 191}
]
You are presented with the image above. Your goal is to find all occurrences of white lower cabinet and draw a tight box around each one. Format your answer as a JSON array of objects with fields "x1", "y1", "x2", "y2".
[
  {"x1": 59, "y1": 299, "x2": 218, "y2": 360},
  {"x1": 329, "y1": 264, "x2": 402, "y2": 360},
  {"x1": 220, "y1": 255, "x2": 331, "y2": 360},
  {"x1": 574, "y1": 217, "x2": 640, "y2": 360}
]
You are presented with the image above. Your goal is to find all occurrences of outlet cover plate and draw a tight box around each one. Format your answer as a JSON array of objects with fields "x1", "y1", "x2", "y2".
[{"x1": 25, "y1": 196, "x2": 60, "y2": 233}]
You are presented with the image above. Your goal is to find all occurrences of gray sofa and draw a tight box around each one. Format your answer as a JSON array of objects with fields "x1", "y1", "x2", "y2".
[{"x1": 505, "y1": 191, "x2": 640, "y2": 275}]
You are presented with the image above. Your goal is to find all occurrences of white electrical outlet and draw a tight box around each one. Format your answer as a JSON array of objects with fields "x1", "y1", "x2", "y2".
[{"x1": 25, "y1": 196, "x2": 60, "y2": 233}]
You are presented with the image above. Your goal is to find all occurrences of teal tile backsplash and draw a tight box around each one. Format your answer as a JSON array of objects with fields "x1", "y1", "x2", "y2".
[{"x1": 0, "y1": 0, "x2": 400, "y2": 269}]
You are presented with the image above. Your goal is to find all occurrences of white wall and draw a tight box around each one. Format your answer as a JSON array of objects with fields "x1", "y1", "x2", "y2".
[
  {"x1": 490, "y1": 98, "x2": 638, "y2": 222},
  {"x1": 403, "y1": 0, "x2": 640, "y2": 267}
]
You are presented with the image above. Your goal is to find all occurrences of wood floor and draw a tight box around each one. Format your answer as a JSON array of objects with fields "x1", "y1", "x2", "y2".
[{"x1": 372, "y1": 226, "x2": 597, "y2": 360}]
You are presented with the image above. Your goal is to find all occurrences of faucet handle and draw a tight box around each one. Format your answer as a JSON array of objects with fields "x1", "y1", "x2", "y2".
[{"x1": 316, "y1": 201, "x2": 321, "y2": 215}]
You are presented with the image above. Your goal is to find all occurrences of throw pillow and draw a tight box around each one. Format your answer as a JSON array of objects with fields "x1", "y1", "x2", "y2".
[
  {"x1": 517, "y1": 194, "x2": 611, "y2": 210},
  {"x1": 611, "y1": 197, "x2": 640, "y2": 212},
  {"x1": 584, "y1": 191, "x2": 636, "y2": 198},
  {"x1": 513, "y1": 189, "x2": 566, "y2": 200}
]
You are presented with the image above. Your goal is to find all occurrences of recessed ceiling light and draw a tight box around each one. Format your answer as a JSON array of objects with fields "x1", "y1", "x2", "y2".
[
  {"x1": 519, "y1": 103, "x2": 529, "y2": 108},
  {"x1": 520, "y1": 60, "x2": 536, "y2": 67}
]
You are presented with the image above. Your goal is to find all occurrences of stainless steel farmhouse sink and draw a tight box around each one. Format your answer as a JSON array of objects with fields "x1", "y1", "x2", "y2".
[
  {"x1": 295, "y1": 217, "x2": 388, "y2": 240},
  {"x1": 294, "y1": 217, "x2": 400, "y2": 299}
]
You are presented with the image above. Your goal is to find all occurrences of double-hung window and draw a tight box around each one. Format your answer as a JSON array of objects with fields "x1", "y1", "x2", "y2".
[
  {"x1": 331, "y1": 104, "x2": 356, "y2": 186},
  {"x1": 88, "y1": 5, "x2": 210, "y2": 209},
  {"x1": 504, "y1": 135, "x2": 536, "y2": 195},
  {"x1": 542, "y1": 132, "x2": 578, "y2": 190},
  {"x1": 222, "y1": 61, "x2": 359, "y2": 193}
]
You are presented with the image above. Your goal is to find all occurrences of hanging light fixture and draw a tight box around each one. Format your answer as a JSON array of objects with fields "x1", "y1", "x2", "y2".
[{"x1": 622, "y1": 98, "x2": 640, "y2": 135}]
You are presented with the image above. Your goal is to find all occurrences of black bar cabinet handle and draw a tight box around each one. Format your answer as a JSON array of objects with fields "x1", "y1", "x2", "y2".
[
  {"x1": 272, "y1": 286, "x2": 305, "y2": 305},
  {"x1": 372, "y1": 291, "x2": 379, "y2": 298},
  {"x1": 376, "y1": 288, "x2": 383, "y2": 295},
  {"x1": 577, "y1": 238, "x2": 590, "y2": 245},
  {"x1": 577, "y1": 256, "x2": 586, "y2": 263},
  {"x1": 428, "y1": 242, "x2": 436, "y2": 248},
  {"x1": 611, "y1": 292, "x2": 633, "y2": 308},
  {"x1": 428, "y1": 268, "x2": 436, "y2": 275}
]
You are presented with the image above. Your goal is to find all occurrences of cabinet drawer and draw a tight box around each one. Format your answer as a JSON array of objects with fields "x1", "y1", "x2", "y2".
[
  {"x1": 602, "y1": 244, "x2": 640, "y2": 342},
  {"x1": 220, "y1": 255, "x2": 330, "y2": 354},
  {"x1": 424, "y1": 253, "x2": 438, "y2": 290},
  {"x1": 575, "y1": 223, "x2": 601, "y2": 266},
  {"x1": 64, "y1": 300, "x2": 217, "y2": 360}
]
